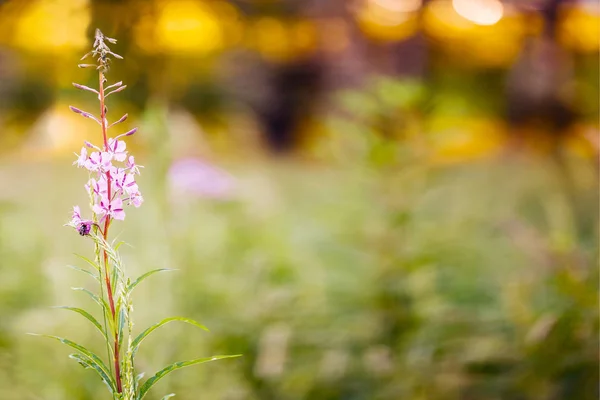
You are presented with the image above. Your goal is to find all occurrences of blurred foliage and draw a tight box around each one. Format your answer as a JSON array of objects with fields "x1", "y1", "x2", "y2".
[{"x1": 1, "y1": 113, "x2": 597, "y2": 399}]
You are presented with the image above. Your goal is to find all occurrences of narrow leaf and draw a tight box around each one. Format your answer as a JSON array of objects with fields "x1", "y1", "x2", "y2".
[
  {"x1": 71, "y1": 287, "x2": 109, "y2": 312},
  {"x1": 69, "y1": 353, "x2": 115, "y2": 394},
  {"x1": 71, "y1": 287, "x2": 114, "y2": 333},
  {"x1": 66, "y1": 265, "x2": 99, "y2": 281},
  {"x1": 161, "y1": 394, "x2": 176, "y2": 400},
  {"x1": 29, "y1": 334, "x2": 116, "y2": 392},
  {"x1": 127, "y1": 269, "x2": 175, "y2": 293},
  {"x1": 74, "y1": 254, "x2": 101, "y2": 272},
  {"x1": 132, "y1": 317, "x2": 208, "y2": 357},
  {"x1": 139, "y1": 355, "x2": 241, "y2": 399},
  {"x1": 53, "y1": 306, "x2": 106, "y2": 340}
]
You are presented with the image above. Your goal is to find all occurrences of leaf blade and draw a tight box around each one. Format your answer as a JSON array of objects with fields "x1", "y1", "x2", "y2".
[
  {"x1": 29, "y1": 334, "x2": 116, "y2": 392},
  {"x1": 132, "y1": 317, "x2": 208, "y2": 357},
  {"x1": 139, "y1": 355, "x2": 241, "y2": 399},
  {"x1": 74, "y1": 254, "x2": 101, "y2": 272},
  {"x1": 127, "y1": 269, "x2": 175, "y2": 293},
  {"x1": 53, "y1": 306, "x2": 106, "y2": 340},
  {"x1": 69, "y1": 353, "x2": 115, "y2": 394},
  {"x1": 71, "y1": 287, "x2": 114, "y2": 334},
  {"x1": 66, "y1": 265, "x2": 99, "y2": 281}
]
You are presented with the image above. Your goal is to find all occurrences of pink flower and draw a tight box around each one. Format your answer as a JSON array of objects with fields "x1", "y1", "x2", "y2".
[
  {"x1": 93, "y1": 196, "x2": 125, "y2": 221},
  {"x1": 85, "y1": 151, "x2": 112, "y2": 172},
  {"x1": 126, "y1": 156, "x2": 142, "y2": 175},
  {"x1": 129, "y1": 191, "x2": 144, "y2": 208},
  {"x1": 114, "y1": 170, "x2": 139, "y2": 195},
  {"x1": 86, "y1": 176, "x2": 115, "y2": 197},
  {"x1": 70, "y1": 206, "x2": 93, "y2": 236},
  {"x1": 71, "y1": 206, "x2": 83, "y2": 224},
  {"x1": 73, "y1": 147, "x2": 87, "y2": 168},
  {"x1": 85, "y1": 178, "x2": 100, "y2": 195},
  {"x1": 107, "y1": 138, "x2": 127, "y2": 162}
]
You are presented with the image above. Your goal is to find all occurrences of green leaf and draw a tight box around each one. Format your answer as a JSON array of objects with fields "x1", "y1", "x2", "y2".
[
  {"x1": 71, "y1": 287, "x2": 110, "y2": 314},
  {"x1": 74, "y1": 254, "x2": 101, "y2": 272},
  {"x1": 29, "y1": 334, "x2": 116, "y2": 393},
  {"x1": 161, "y1": 394, "x2": 176, "y2": 400},
  {"x1": 139, "y1": 355, "x2": 241, "y2": 399},
  {"x1": 66, "y1": 265, "x2": 99, "y2": 281},
  {"x1": 132, "y1": 317, "x2": 208, "y2": 357},
  {"x1": 72, "y1": 287, "x2": 114, "y2": 333},
  {"x1": 69, "y1": 353, "x2": 115, "y2": 394},
  {"x1": 127, "y1": 269, "x2": 175, "y2": 293},
  {"x1": 53, "y1": 306, "x2": 106, "y2": 341},
  {"x1": 113, "y1": 240, "x2": 128, "y2": 251}
]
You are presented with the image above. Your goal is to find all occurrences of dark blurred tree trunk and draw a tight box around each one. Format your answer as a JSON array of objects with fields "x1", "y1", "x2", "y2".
[
  {"x1": 506, "y1": 0, "x2": 595, "y2": 247},
  {"x1": 505, "y1": 0, "x2": 577, "y2": 150},
  {"x1": 259, "y1": 58, "x2": 323, "y2": 153}
]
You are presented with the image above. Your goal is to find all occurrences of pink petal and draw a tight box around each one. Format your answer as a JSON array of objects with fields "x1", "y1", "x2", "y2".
[
  {"x1": 112, "y1": 208, "x2": 126, "y2": 220},
  {"x1": 92, "y1": 204, "x2": 104, "y2": 215}
]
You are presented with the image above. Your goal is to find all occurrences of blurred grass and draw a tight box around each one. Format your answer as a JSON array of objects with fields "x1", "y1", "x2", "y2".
[{"x1": 0, "y1": 143, "x2": 597, "y2": 399}]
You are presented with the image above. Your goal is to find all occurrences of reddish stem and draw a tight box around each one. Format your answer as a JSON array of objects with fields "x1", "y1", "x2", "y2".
[{"x1": 99, "y1": 71, "x2": 123, "y2": 394}]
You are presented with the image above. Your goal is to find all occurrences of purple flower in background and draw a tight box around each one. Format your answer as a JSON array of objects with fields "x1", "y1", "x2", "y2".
[{"x1": 168, "y1": 158, "x2": 235, "y2": 200}]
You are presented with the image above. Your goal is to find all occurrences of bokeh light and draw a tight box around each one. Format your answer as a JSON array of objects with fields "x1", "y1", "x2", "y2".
[
  {"x1": 452, "y1": 0, "x2": 504, "y2": 26},
  {"x1": 3, "y1": 0, "x2": 90, "y2": 52},
  {"x1": 356, "y1": 0, "x2": 421, "y2": 42}
]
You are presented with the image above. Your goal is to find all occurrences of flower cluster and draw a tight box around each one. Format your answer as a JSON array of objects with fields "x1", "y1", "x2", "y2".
[
  {"x1": 71, "y1": 133, "x2": 143, "y2": 231},
  {"x1": 50, "y1": 30, "x2": 239, "y2": 399}
]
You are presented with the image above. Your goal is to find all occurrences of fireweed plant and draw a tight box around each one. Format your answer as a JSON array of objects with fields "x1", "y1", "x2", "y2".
[{"x1": 31, "y1": 29, "x2": 240, "y2": 399}]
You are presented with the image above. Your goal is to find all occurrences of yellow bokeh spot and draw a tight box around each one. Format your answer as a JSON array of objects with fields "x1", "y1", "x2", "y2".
[
  {"x1": 212, "y1": 1, "x2": 244, "y2": 46},
  {"x1": 423, "y1": 0, "x2": 530, "y2": 67},
  {"x1": 10, "y1": 0, "x2": 90, "y2": 52},
  {"x1": 427, "y1": 117, "x2": 505, "y2": 164},
  {"x1": 139, "y1": 0, "x2": 223, "y2": 55},
  {"x1": 558, "y1": 4, "x2": 600, "y2": 53},
  {"x1": 253, "y1": 17, "x2": 290, "y2": 62},
  {"x1": 356, "y1": 0, "x2": 420, "y2": 42},
  {"x1": 292, "y1": 20, "x2": 318, "y2": 56},
  {"x1": 452, "y1": 0, "x2": 504, "y2": 26},
  {"x1": 249, "y1": 17, "x2": 317, "y2": 63},
  {"x1": 20, "y1": 102, "x2": 93, "y2": 159}
]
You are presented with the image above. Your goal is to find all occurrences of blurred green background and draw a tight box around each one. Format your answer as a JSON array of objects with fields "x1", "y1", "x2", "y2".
[{"x1": 0, "y1": 0, "x2": 598, "y2": 399}]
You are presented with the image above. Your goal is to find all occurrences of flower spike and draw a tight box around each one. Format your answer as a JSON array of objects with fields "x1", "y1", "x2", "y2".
[{"x1": 53, "y1": 28, "x2": 238, "y2": 399}]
